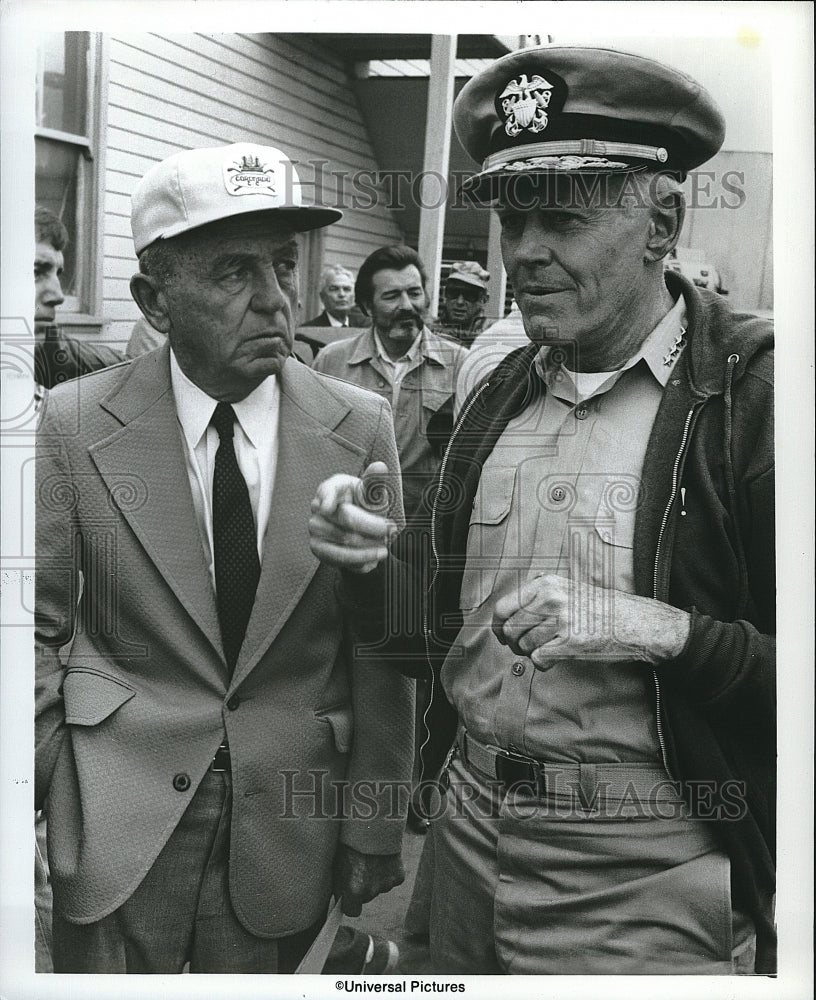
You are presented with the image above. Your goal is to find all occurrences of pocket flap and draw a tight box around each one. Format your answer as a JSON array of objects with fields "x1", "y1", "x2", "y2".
[
  {"x1": 470, "y1": 466, "x2": 516, "y2": 525},
  {"x1": 63, "y1": 670, "x2": 136, "y2": 726},
  {"x1": 594, "y1": 499, "x2": 635, "y2": 549},
  {"x1": 315, "y1": 704, "x2": 353, "y2": 754},
  {"x1": 421, "y1": 387, "x2": 453, "y2": 414}
]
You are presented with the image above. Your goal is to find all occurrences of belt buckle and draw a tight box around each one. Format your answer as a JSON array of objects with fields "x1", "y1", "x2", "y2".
[
  {"x1": 493, "y1": 746, "x2": 540, "y2": 792},
  {"x1": 211, "y1": 743, "x2": 230, "y2": 772}
]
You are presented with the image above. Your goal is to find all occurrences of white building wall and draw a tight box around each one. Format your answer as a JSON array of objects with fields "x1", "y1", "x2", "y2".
[{"x1": 101, "y1": 32, "x2": 403, "y2": 341}]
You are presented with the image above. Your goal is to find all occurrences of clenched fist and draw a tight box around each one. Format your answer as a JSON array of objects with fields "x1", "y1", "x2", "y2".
[{"x1": 492, "y1": 573, "x2": 691, "y2": 669}]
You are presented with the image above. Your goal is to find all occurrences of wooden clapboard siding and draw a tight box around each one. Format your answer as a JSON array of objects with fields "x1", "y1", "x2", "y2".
[{"x1": 100, "y1": 32, "x2": 403, "y2": 335}]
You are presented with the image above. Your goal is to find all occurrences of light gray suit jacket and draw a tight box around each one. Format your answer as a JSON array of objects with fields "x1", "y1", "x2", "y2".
[{"x1": 35, "y1": 347, "x2": 413, "y2": 935}]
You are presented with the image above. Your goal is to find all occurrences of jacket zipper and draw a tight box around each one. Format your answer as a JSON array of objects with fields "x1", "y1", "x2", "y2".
[
  {"x1": 424, "y1": 382, "x2": 491, "y2": 663},
  {"x1": 651, "y1": 406, "x2": 696, "y2": 781},
  {"x1": 418, "y1": 383, "x2": 490, "y2": 785}
]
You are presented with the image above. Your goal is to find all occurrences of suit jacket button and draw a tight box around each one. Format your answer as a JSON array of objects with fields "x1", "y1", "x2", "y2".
[
  {"x1": 227, "y1": 694, "x2": 241, "y2": 711},
  {"x1": 173, "y1": 773, "x2": 191, "y2": 792}
]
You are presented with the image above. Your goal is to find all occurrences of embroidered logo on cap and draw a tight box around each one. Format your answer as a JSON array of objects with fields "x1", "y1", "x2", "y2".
[
  {"x1": 499, "y1": 74, "x2": 554, "y2": 136},
  {"x1": 223, "y1": 152, "x2": 279, "y2": 197}
]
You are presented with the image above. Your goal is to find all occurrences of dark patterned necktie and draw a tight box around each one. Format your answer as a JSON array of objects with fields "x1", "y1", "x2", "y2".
[{"x1": 211, "y1": 402, "x2": 261, "y2": 673}]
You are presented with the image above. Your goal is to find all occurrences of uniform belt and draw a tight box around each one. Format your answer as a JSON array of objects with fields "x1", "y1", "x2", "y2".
[
  {"x1": 459, "y1": 730, "x2": 680, "y2": 805},
  {"x1": 211, "y1": 742, "x2": 231, "y2": 772}
]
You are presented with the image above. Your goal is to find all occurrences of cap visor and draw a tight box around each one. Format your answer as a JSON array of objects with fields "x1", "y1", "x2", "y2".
[
  {"x1": 264, "y1": 205, "x2": 343, "y2": 232},
  {"x1": 447, "y1": 275, "x2": 487, "y2": 291}
]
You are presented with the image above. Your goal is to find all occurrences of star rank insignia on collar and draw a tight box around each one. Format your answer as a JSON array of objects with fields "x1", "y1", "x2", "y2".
[{"x1": 663, "y1": 327, "x2": 687, "y2": 367}]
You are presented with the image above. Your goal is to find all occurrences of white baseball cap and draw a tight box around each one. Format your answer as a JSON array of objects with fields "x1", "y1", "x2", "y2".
[{"x1": 131, "y1": 142, "x2": 343, "y2": 254}]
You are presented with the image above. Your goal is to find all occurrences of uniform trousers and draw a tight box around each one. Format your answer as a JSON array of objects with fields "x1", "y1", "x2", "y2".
[
  {"x1": 51, "y1": 769, "x2": 323, "y2": 973},
  {"x1": 427, "y1": 755, "x2": 756, "y2": 975}
]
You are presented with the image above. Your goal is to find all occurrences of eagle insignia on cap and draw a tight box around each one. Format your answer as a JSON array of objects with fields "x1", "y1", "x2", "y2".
[
  {"x1": 224, "y1": 152, "x2": 279, "y2": 196},
  {"x1": 499, "y1": 74, "x2": 554, "y2": 136}
]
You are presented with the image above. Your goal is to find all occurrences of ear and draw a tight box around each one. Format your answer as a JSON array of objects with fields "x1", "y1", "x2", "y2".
[
  {"x1": 130, "y1": 273, "x2": 172, "y2": 334},
  {"x1": 644, "y1": 182, "x2": 685, "y2": 264}
]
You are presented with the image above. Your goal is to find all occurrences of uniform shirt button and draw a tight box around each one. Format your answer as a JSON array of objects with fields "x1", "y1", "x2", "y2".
[
  {"x1": 227, "y1": 694, "x2": 241, "y2": 711},
  {"x1": 511, "y1": 661, "x2": 526, "y2": 676},
  {"x1": 550, "y1": 486, "x2": 566, "y2": 503},
  {"x1": 575, "y1": 405, "x2": 588, "y2": 420},
  {"x1": 172, "y1": 773, "x2": 191, "y2": 792}
]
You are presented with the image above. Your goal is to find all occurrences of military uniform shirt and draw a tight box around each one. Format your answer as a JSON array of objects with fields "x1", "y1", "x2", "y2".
[{"x1": 443, "y1": 297, "x2": 687, "y2": 763}]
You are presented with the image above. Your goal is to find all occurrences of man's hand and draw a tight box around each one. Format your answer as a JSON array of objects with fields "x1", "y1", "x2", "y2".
[
  {"x1": 309, "y1": 461, "x2": 397, "y2": 573},
  {"x1": 492, "y1": 574, "x2": 691, "y2": 669},
  {"x1": 332, "y1": 844, "x2": 405, "y2": 917}
]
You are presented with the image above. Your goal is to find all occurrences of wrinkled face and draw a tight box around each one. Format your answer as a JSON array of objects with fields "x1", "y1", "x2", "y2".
[
  {"x1": 444, "y1": 279, "x2": 486, "y2": 330},
  {"x1": 498, "y1": 175, "x2": 655, "y2": 370},
  {"x1": 367, "y1": 265, "x2": 428, "y2": 347},
  {"x1": 35, "y1": 241, "x2": 65, "y2": 338},
  {"x1": 320, "y1": 275, "x2": 354, "y2": 318},
  {"x1": 157, "y1": 216, "x2": 299, "y2": 400}
]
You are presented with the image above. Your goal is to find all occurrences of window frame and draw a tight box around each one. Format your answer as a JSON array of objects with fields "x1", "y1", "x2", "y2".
[{"x1": 34, "y1": 32, "x2": 108, "y2": 327}]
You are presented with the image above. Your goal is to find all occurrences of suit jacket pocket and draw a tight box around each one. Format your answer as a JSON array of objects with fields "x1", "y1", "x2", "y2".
[
  {"x1": 314, "y1": 704, "x2": 353, "y2": 754},
  {"x1": 63, "y1": 669, "x2": 136, "y2": 726}
]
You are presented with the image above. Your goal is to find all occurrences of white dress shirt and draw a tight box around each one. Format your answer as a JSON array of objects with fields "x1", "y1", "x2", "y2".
[{"x1": 170, "y1": 351, "x2": 280, "y2": 591}]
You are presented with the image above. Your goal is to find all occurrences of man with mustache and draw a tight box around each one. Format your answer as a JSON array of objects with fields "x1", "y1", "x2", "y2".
[
  {"x1": 308, "y1": 46, "x2": 775, "y2": 975},
  {"x1": 313, "y1": 245, "x2": 466, "y2": 520}
]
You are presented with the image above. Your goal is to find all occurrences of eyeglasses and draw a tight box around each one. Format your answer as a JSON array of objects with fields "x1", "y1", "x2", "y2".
[{"x1": 444, "y1": 283, "x2": 483, "y2": 303}]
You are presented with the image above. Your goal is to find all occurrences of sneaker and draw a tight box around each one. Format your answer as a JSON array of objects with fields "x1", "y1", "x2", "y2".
[{"x1": 362, "y1": 935, "x2": 400, "y2": 974}]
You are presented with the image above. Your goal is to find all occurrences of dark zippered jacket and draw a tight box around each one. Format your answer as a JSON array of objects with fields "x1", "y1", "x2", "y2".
[{"x1": 345, "y1": 271, "x2": 776, "y2": 971}]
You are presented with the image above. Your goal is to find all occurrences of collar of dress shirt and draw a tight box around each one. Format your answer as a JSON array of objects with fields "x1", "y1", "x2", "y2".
[
  {"x1": 534, "y1": 294, "x2": 688, "y2": 404},
  {"x1": 170, "y1": 349, "x2": 279, "y2": 449},
  {"x1": 326, "y1": 310, "x2": 347, "y2": 328},
  {"x1": 373, "y1": 327, "x2": 424, "y2": 367}
]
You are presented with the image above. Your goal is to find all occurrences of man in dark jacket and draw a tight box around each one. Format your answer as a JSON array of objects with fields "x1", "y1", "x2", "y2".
[
  {"x1": 34, "y1": 207, "x2": 124, "y2": 392},
  {"x1": 308, "y1": 45, "x2": 774, "y2": 975},
  {"x1": 301, "y1": 263, "x2": 368, "y2": 328}
]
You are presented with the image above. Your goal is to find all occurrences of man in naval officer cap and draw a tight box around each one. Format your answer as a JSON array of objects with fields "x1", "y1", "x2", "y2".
[
  {"x1": 35, "y1": 142, "x2": 415, "y2": 973},
  {"x1": 308, "y1": 45, "x2": 776, "y2": 975}
]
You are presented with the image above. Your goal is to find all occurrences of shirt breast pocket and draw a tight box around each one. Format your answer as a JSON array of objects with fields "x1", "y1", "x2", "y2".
[
  {"x1": 590, "y1": 477, "x2": 639, "y2": 591},
  {"x1": 460, "y1": 466, "x2": 517, "y2": 612}
]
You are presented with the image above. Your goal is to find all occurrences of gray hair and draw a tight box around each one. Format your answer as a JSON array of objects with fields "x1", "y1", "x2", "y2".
[{"x1": 319, "y1": 264, "x2": 355, "y2": 293}]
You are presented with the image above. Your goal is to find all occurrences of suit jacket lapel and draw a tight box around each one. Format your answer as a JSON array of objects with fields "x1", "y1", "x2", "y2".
[
  {"x1": 231, "y1": 360, "x2": 368, "y2": 687},
  {"x1": 88, "y1": 346, "x2": 224, "y2": 662}
]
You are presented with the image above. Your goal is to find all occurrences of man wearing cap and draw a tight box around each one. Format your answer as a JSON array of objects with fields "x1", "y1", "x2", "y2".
[
  {"x1": 436, "y1": 261, "x2": 491, "y2": 346},
  {"x1": 35, "y1": 143, "x2": 414, "y2": 973},
  {"x1": 309, "y1": 46, "x2": 775, "y2": 975},
  {"x1": 313, "y1": 244, "x2": 467, "y2": 519}
]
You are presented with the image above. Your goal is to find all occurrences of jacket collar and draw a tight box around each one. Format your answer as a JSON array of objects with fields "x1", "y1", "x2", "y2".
[
  {"x1": 665, "y1": 270, "x2": 773, "y2": 398},
  {"x1": 347, "y1": 326, "x2": 447, "y2": 367}
]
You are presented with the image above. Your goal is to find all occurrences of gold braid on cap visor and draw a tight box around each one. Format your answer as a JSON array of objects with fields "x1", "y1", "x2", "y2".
[{"x1": 483, "y1": 139, "x2": 670, "y2": 173}]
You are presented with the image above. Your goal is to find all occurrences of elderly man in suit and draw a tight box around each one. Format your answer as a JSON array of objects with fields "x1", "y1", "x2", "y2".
[
  {"x1": 35, "y1": 142, "x2": 414, "y2": 974},
  {"x1": 302, "y1": 263, "x2": 367, "y2": 328}
]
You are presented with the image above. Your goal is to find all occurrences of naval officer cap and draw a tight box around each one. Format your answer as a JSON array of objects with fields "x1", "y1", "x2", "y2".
[
  {"x1": 454, "y1": 45, "x2": 726, "y2": 200},
  {"x1": 131, "y1": 142, "x2": 342, "y2": 254}
]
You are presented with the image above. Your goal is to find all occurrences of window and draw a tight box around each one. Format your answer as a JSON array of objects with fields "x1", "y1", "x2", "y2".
[{"x1": 35, "y1": 32, "x2": 104, "y2": 319}]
